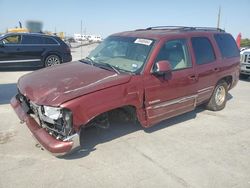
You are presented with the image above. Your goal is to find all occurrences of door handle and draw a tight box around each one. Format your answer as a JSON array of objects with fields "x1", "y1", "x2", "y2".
[
  {"x1": 188, "y1": 75, "x2": 197, "y2": 81},
  {"x1": 213, "y1": 67, "x2": 219, "y2": 72}
]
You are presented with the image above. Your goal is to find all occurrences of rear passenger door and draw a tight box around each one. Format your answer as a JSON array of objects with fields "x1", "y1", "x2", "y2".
[{"x1": 191, "y1": 36, "x2": 219, "y2": 104}]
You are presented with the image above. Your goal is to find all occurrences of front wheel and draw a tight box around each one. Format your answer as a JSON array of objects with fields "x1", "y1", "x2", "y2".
[
  {"x1": 45, "y1": 55, "x2": 61, "y2": 67},
  {"x1": 206, "y1": 81, "x2": 228, "y2": 111}
]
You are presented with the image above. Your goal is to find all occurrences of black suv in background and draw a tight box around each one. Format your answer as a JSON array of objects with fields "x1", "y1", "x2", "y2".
[{"x1": 0, "y1": 33, "x2": 72, "y2": 68}]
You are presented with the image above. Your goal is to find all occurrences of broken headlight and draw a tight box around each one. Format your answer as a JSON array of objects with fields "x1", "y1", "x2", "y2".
[
  {"x1": 43, "y1": 106, "x2": 62, "y2": 120},
  {"x1": 42, "y1": 106, "x2": 73, "y2": 138}
]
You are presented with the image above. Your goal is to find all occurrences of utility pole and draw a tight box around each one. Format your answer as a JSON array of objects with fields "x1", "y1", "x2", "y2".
[
  {"x1": 81, "y1": 20, "x2": 83, "y2": 59},
  {"x1": 217, "y1": 6, "x2": 221, "y2": 29}
]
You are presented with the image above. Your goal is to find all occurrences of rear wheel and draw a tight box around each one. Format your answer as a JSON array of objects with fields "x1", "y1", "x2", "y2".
[
  {"x1": 45, "y1": 55, "x2": 61, "y2": 67},
  {"x1": 206, "y1": 81, "x2": 228, "y2": 111}
]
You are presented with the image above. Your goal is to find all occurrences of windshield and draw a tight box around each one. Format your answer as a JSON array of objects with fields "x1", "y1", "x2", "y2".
[
  {"x1": 87, "y1": 36, "x2": 154, "y2": 73},
  {"x1": 0, "y1": 34, "x2": 5, "y2": 40}
]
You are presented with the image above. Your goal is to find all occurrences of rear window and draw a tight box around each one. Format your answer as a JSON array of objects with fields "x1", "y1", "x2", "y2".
[
  {"x1": 214, "y1": 34, "x2": 240, "y2": 58},
  {"x1": 22, "y1": 35, "x2": 44, "y2": 44},
  {"x1": 45, "y1": 37, "x2": 58, "y2": 44},
  {"x1": 191, "y1": 37, "x2": 216, "y2": 65}
]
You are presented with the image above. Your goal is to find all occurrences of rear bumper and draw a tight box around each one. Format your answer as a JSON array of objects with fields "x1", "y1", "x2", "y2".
[
  {"x1": 10, "y1": 95, "x2": 80, "y2": 156},
  {"x1": 62, "y1": 53, "x2": 72, "y2": 63},
  {"x1": 240, "y1": 63, "x2": 250, "y2": 75}
]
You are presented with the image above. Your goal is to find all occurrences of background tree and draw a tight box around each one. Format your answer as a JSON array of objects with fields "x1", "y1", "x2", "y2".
[{"x1": 241, "y1": 38, "x2": 250, "y2": 47}]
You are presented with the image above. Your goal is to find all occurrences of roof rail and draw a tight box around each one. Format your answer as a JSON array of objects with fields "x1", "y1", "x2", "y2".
[
  {"x1": 143, "y1": 26, "x2": 225, "y2": 32},
  {"x1": 191, "y1": 27, "x2": 225, "y2": 32},
  {"x1": 146, "y1": 26, "x2": 189, "y2": 30}
]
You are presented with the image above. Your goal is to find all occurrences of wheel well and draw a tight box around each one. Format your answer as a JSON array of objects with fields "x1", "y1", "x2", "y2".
[
  {"x1": 218, "y1": 76, "x2": 232, "y2": 89},
  {"x1": 43, "y1": 53, "x2": 62, "y2": 63},
  {"x1": 83, "y1": 105, "x2": 138, "y2": 128}
]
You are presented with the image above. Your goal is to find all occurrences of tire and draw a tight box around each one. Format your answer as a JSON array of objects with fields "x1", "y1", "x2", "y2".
[
  {"x1": 206, "y1": 80, "x2": 228, "y2": 111},
  {"x1": 44, "y1": 55, "x2": 61, "y2": 67},
  {"x1": 239, "y1": 74, "x2": 249, "y2": 80}
]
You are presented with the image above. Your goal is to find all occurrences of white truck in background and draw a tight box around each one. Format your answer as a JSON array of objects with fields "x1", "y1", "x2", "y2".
[
  {"x1": 240, "y1": 48, "x2": 250, "y2": 79},
  {"x1": 87, "y1": 35, "x2": 102, "y2": 42},
  {"x1": 74, "y1": 34, "x2": 102, "y2": 43}
]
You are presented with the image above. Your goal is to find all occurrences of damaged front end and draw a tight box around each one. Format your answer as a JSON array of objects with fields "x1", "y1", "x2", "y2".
[
  {"x1": 31, "y1": 103, "x2": 73, "y2": 140},
  {"x1": 11, "y1": 93, "x2": 80, "y2": 156}
]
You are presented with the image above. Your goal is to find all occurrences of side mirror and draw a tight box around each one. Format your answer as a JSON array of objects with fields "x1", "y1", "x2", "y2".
[{"x1": 153, "y1": 60, "x2": 172, "y2": 75}]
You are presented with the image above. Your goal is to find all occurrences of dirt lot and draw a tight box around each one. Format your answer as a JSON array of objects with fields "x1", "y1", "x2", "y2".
[{"x1": 0, "y1": 47, "x2": 250, "y2": 188}]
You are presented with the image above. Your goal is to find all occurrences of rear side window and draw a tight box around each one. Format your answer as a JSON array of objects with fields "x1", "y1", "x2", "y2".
[
  {"x1": 214, "y1": 34, "x2": 240, "y2": 58},
  {"x1": 191, "y1": 37, "x2": 216, "y2": 65},
  {"x1": 45, "y1": 37, "x2": 58, "y2": 44},
  {"x1": 22, "y1": 35, "x2": 44, "y2": 44}
]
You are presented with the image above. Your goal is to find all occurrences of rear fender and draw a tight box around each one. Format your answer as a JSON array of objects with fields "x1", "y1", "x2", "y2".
[{"x1": 42, "y1": 51, "x2": 62, "y2": 63}]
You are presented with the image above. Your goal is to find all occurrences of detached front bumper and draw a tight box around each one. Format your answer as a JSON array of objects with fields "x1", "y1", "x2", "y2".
[{"x1": 10, "y1": 95, "x2": 80, "y2": 156}]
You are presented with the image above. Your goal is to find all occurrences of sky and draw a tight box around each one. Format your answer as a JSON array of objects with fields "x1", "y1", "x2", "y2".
[{"x1": 0, "y1": 0, "x2": 249, "y2": 39}]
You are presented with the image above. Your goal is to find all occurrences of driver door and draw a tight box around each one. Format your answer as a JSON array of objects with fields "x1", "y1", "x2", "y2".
[
  {"x1": 144, "y1": 38, "x2": 198, "y2": 126},
  {"x1": 0, "y1": 34, "x2": 22, "y2": 67}
]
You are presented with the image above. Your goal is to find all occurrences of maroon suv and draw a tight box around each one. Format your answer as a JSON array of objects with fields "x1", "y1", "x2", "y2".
[{"x1": 11, "y1": 26, "x2": 240, "y2": 156}]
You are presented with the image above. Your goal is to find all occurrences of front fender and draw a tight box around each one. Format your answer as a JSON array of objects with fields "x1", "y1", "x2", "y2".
[{"x1": 61, "y1": 77, "x2": 146, "y2": 130}]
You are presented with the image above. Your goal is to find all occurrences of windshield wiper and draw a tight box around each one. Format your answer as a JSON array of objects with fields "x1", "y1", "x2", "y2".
[
  {"x1": 79, "y1": 57, "x2": 95, "y2": 66},
  {"x1": 80, "y1": 58, "x2": 121, "y2": 74},
  {"x1": 98, "y1": 62, "x2": 120, "y2": 74}
]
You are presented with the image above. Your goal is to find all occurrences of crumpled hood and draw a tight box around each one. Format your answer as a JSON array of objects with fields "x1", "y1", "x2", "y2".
[{"x1": 18, "y1": 61, "x2": 131, "y2": 106}]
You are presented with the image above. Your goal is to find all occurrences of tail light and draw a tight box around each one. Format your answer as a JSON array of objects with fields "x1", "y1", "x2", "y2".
[{"x1": 65, "y1": 45, "x2": 71, "y2": 53}]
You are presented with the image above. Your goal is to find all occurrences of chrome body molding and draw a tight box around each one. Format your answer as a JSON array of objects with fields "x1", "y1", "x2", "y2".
[
  {"x1": 148, "y1": 99, "x2": 161, "y2": 105},
  {"x1": 197, "y1": 86, "x2": 214, "y2": 103},
  {"x1": 0, "y1": 59, "x2": 41, "y2": 63},
  {"x1": 147, "y1": 95, "x2": 197, "y2": 110},
  {"x1": 147, "y1": 86, "x2": 215, "y2": 110},
  {"x1": 148, "y1": 103, "x2": 195, "y2": 119},
  {"x1": 198, "y1": 86, "x2": 214, "y2": 94}
]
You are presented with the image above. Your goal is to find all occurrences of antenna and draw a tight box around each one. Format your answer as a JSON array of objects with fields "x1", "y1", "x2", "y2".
[
  {"x1": 81, "y1": 20, "x2": 83, "y2": 59},
  {"x1": 217, "y1": 6, "x2": 221, "y2": 29},
  {"x1": 19, "y1": 21, "x2": 22, "y2": 28}
]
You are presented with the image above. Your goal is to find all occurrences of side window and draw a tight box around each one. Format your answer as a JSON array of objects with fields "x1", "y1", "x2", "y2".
[
  {"x1": 214, "y1": 34, "x2": 240, "y2": 58},
  {"x1": 191, "y1": 37, "x2": 215, "y2": 65},
  {"x1": 45, "y1": 37, "x2": 58, "y2": 44},
  {"x1": 22, "y1": 36, "x2": 44, "y2": 44},
  {"x1": 3, "y1": 35, "x2": 21, "y2": 44},
  {"x1": 156, "y1": 39, "x2": 191, "y2": 70}
]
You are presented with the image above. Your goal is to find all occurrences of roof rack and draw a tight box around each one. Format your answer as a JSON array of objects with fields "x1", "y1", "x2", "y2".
[{"x1": 142, "y1": 26, "x2": 225, "y2": 32}]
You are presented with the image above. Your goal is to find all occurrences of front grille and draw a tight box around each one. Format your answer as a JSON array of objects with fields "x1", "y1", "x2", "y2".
[{"x1": 241, "y1": 53, "x2": 250, "y2": 64}]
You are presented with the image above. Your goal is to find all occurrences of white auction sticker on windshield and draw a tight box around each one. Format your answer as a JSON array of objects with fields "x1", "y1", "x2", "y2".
[{"x1": 134, "y1": 38, "x2": 152, "y2": 46}]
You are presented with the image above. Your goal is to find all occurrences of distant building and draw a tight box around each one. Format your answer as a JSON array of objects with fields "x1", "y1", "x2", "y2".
[
  {"x1": 74, "y1": 34, "x2": 87, "y2": 41},
  {"x1": 26, "y1": 21, "x2": 43, "y2": 33},
  {"x1": 87, "y1": 35, "x2": 102, "y2": 42},
  {"x1": 74, "y1": 33, "x2": 102, "y2": 42}
]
